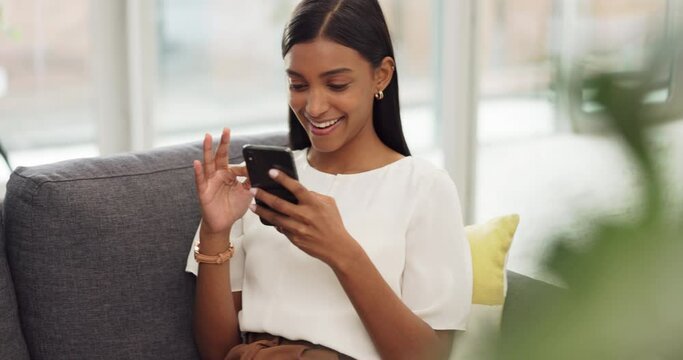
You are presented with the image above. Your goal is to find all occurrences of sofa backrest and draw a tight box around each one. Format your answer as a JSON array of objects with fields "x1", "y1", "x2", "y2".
[{"x1": 3, "y1": 132, "x2": 287, "y2": 360}]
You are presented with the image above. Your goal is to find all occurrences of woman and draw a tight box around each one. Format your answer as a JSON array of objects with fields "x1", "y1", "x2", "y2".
[{"x1": 187, "y1": 1, "x2": 472, "y2": 359}]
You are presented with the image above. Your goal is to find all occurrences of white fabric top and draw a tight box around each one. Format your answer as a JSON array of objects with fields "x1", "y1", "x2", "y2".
[{"x1": 186, "y1": 149, "x2": 472, "y2": 360}]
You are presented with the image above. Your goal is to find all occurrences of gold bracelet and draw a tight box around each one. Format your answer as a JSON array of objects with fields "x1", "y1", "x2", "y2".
[{"x1": 194, "y1": 241, "x2": 234, "y2": 264}]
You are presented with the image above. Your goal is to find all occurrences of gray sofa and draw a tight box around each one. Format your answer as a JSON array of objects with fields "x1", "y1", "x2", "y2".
[{"x1": 0, "y1": 132, "x2": 559, "y2": 359}]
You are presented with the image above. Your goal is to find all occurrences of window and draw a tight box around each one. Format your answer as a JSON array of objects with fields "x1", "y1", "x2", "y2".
[
  {"x1": 0, "y1": 1, "x2": 445, "y2": 187},
  {"x1": 154, "y1": 0, "x2": 299, "y2": 145},
  {"x1": 0, "y1": 0, "x2": 97, "y2": 169},
  {"x1": 477, "y1": 0, "x2": 557, "y2": 142},
  {"x1": 477, "y1": 0, "x2": 676, "y2": 141},
  {"x1": 154, "y1": 0, "x2": 442, "y2": 163},
  {"x1": 0, "y1": 2, "x2": 443, "y2": 167},
  {"x1": 474, "y1": 0, "x2": 681, "y2": 280},
  {"x1": 570, "y1": 0, "x2": 679, "y2": 131}
]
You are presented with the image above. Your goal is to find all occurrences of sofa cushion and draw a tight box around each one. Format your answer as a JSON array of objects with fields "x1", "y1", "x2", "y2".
[
  {"x1": 0, "y1": 202, "x2": 30, "y2": 360},
  {"x1": 451, "y1": 214, "x2": 519, "y2": 360},
  {"x1": 468, "y1": 214, "x2": 519, "y2": 305},
  {"x1": 3, "y1": 132, "x2": 287, "y2": 359}
]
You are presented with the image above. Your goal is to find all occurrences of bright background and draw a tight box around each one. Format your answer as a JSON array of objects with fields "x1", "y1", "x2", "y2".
[{"x1": 1, "y1": 0, "x2": 682, "y2": 280}]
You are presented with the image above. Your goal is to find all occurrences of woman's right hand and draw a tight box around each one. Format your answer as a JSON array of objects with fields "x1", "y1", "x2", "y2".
[{"x1": 193, "y1": 128, "x2": 253, "y2": 236}]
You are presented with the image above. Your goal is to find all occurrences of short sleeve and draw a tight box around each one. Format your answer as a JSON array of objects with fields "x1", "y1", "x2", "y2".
[
  {"x1": 401, "y1": 169, "x2": 473, "y2": 330},
  {"x1": 185, "y1": 219, "x2": 246, "y2": 292}
]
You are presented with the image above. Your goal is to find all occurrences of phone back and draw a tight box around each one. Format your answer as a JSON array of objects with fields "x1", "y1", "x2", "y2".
[{"x1": 242, "y1": 145, "x2": 299, "y2": 225}]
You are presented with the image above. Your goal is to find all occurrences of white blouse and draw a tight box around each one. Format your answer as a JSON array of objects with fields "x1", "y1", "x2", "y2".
[{"x1": 186, "y1": 149, "x2": 472, "y2": 360}]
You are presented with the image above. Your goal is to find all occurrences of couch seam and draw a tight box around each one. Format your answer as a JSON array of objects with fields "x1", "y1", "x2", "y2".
[
  {"x1": 12, "y1": 154, "x2": 244, "y2": 189},
  {"x1": 14, "y1": 165, "x2": 192, "y2": 192}
]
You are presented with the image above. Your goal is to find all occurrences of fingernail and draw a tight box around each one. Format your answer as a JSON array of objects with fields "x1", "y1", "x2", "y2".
[
  {"x1": 249, "y1": 203, "x2": 256, "y2": 211},
  {"x1": 249, "y1": 188, "x2": 258, "y2": 195},
  {"x1": 269, "y1": 169, "x2": 279, "y2": 178}
]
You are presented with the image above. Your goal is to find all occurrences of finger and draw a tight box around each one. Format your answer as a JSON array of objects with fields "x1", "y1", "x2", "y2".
[
  {"x1": 250, "y1": 187, "x2": 302, "y2": 220},
  {"x1": 309, "y1": 191, "x2": 332, "y2": 203},
  {"x1": 229, "y1": 165, "x2": 248, "y2": 177},
  {"x1": 250, "y1": 203, "x2": 299, "y2": 230},
  {"x1": 268, "y1": 169, "x2": 311, "y2": 202},
  {"x1": 214, "y1": 128, "x2": 230, "y2": 170},
  {"x1": 193, "y1": 160, "x2": 207, "y2": 194},
  {"x1": 221, "y1": 170, "x2": 238, "y2": 187},
  {"x1": 203, "y1": 133, "x2": 216, "y2": 177},
  {"x1": 242, "y1": 179, "x2": 251, "y2": 190}
]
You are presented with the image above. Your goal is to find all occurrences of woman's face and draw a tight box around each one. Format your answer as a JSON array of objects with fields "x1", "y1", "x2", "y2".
[{"x1": 284, "y1": 38, "x2": 379, "y2": 153}]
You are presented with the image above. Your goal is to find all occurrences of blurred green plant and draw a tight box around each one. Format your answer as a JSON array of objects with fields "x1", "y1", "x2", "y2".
[{"x1": 493, "y1": 48, "x2": 683, "y2": 359}]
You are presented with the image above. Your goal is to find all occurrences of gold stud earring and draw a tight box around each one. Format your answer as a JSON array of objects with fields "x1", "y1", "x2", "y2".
[{"x1": 374, "y1": 90, "x2": 384, "y2": 100}]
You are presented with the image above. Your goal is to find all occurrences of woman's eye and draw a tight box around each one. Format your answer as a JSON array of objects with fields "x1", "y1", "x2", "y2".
[
  {"x1": 328, "y1": 84, "x2": 349, "y2": 92},
  {"x1": 289, "y1": 84, "x2": 308, "y2": 92}
]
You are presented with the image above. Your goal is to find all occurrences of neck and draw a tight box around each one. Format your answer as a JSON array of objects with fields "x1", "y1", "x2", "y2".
[{"x1": 307, "y1": 122, "x2": 401, "y2": 174}]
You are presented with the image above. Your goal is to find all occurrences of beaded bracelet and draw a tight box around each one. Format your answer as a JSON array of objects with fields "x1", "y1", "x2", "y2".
[{"x1": 194, "y1": 241, "x2": 234, "y2": 264}]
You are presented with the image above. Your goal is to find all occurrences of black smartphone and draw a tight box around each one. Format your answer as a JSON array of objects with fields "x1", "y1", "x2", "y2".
[{"x1": 242, "y1": 145, "x2": 299, "y2": 226}]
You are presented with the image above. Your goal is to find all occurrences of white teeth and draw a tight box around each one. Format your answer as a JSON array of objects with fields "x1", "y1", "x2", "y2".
[{"x1": 309, "y1": 117, "x2": 342, "y2": 129}]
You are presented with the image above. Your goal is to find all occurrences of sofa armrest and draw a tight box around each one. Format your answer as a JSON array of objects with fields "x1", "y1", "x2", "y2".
[
  {"x1": 502, "y1": 270, "x2": 566, "y2": 334},
  {"x1": 0, "y1": 201, "x2": 31, "y2": 360}
]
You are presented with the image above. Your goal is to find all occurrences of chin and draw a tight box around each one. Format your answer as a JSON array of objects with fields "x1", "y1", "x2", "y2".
[
  {"x1": 308, "y1": 136, "x2": 344, "y2": 153},
  {"x1": 303, "y1": 121, "x2": 349, "y2": 153}
]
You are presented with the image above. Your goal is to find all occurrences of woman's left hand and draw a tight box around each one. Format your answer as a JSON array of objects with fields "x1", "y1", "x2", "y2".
[{"x1": 249, "y1": 169, "x2": 358, "y2": 268}]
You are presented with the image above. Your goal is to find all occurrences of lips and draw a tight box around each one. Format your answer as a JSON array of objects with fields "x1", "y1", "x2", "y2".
[
  {"x1": 308, "y1": 117, "x2": 342, "y2": 129},
  {"x1": 306, "y1": 116, "x2": 344, "y2": 136}
]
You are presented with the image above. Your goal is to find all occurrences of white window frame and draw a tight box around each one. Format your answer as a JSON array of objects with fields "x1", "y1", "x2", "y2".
[
  {"x1": 437, "y1": 0, "x2": 479, "y2": 224},
  {"x1": 91, "y1": 0, "x2": 157, "y2": 155}
]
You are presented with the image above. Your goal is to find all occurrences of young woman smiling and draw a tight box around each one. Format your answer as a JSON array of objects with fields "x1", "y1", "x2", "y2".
[{"x1": 187, "y1": 1, "x2": 472, "y2": 359}]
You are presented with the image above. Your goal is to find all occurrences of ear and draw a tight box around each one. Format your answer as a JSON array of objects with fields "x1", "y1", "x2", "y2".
[{"x1": 373, "y1": 56, "x2": 395, "y2": 93}]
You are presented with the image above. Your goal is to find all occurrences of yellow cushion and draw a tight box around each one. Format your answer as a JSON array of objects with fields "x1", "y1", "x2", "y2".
[{"x1": 466, "y1": 214, "x2": 519, "y2": 305}]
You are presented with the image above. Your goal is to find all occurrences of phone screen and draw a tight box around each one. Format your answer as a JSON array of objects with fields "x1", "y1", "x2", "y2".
[{"x1": 242, "y1": 145, "x2": 299, "y2": 226}]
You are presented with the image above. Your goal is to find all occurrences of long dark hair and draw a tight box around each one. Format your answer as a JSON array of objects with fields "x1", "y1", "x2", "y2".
[{"x1": 281, "y1": 0, "x2": 411, "y2": 156}]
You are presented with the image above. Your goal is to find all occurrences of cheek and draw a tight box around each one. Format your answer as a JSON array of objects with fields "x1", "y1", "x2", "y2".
[
  {"x1": 346, "y1": 90, "x2": 374, "y2": 118},
  {"x1": 288, "y1": 94, "x2": 308, "y2": 129},
  {"x1": 289, "y1": 92, "x2": 305, "y2": 109},
  {"x1": 337, "y1": 88, "x2": 373, "y2": 115},
  {"x1": 287, "y1": 88, "x2": 373, "y2": 118}
]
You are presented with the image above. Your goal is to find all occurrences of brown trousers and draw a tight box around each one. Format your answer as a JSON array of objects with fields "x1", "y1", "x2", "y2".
[{"x1": 224, "y1": 333, "x2": 355, "y2": 360}]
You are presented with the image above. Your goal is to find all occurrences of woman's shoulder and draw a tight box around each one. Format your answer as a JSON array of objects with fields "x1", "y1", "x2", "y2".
[
  {"x1": 397, "y1": 156, "x2": 452, "y2": 183},
  {"x1": 394, "y1": 158, "x2": 459, "y2": 204},
  {"x1": 403, "y1": 156, "x2": 441, "y2": 172}
]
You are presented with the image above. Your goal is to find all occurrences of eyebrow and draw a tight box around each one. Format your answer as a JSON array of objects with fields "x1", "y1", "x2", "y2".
[{"x1": 286, "y1": 68, "x2": 352, "y2": 78}]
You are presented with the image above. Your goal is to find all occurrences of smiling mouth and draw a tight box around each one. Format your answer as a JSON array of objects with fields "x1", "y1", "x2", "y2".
[{"x1": 307, "y1": 116, "x2": 344, "y2": 129}]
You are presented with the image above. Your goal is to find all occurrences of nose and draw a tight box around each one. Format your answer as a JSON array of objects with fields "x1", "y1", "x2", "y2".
[{"x1": 304, "y1": 87, "x2": 329, "y2": 119}]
